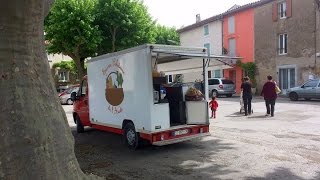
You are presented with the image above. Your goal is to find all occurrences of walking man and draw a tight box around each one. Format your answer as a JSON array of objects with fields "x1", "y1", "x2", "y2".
[
  {"x1": 260, "y1": 75, "x2": 277, "y2": 117},
  {"x1": 240, "y1": 76, "x2": 252, "y2": 116}
]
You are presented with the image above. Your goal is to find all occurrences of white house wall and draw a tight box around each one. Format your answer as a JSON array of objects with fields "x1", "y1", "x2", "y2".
[
  {"x1": 180, "y1": 20, "x2": 223, "y2": 55},
  {"x1": 176, "y1": 20, "x2": 223, "y2": 83}
]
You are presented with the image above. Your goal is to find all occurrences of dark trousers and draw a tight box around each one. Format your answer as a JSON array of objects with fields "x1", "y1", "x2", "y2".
[
  {"x1": 265, "y1": 99, "x2": 276, "y2": 116},
  {"x1": 243, "y1": 95, "x2": 252, "y2": 115}
]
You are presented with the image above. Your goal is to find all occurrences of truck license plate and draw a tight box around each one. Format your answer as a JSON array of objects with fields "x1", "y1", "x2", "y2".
[{"x1": 174, "y1": 129, "x2": 189, "y2": 136}]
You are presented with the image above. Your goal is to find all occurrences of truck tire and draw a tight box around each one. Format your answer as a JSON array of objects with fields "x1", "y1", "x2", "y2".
[
  {"x1": 75, "y1": 116, "x2": 84, "y2": 133},
  {"x1": 123, "y1": 122, "x2": 139, "y2": 150}
]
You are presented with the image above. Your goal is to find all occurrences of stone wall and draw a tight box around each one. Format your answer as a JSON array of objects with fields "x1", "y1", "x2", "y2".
[{"x1": 254, "y1": 0, "x2": 320, "y2": 92}]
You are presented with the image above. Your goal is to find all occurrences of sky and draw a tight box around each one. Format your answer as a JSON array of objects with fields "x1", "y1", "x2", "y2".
[{"x1": 143, "y1": 0, "x2": 258, "y2": 28}]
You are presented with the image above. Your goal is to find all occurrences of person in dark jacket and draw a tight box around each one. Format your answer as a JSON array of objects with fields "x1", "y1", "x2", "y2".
[
  {"x1": 240, "y1": 76, "x2": 252, "y2": 116},
  {"x1": 260, "y1": 75, "x2": 277, "y2": 117}
]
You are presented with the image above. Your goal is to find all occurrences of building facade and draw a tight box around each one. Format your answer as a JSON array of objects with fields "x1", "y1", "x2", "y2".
[
  {"x1": 223, "y1": 6, "x2": 255, "y2": 93},
  {"x1": 47, "y1": 53, "x2": 79, "y2": 92},
  {"x1": 254, "y1": 0, "x2": 320, "y2": 94},
  {"x1": 177, "y1": 15, "x2": 224, "y2": 83}
]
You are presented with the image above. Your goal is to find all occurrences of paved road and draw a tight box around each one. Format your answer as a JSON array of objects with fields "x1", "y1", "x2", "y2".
[{"x1": 63, "y1": 97, "x2": 320, "y2": 180}]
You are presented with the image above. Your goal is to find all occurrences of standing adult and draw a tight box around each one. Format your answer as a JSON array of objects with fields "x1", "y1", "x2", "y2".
[
  {"x1": 240, "y1": 76, "x2": 252, "y2": 116},
  {"x1": 260, "y1": 75, "x2": 277, "y2": 117}
]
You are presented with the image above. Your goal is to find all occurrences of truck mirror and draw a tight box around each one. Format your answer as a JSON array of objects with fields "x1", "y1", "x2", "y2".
[{"x1": 71, "y1": 92, "x2": 77, "y2": 101}]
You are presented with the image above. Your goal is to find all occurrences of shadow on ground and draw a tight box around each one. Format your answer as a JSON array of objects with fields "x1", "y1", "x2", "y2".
[
  {"x1": 224, "y1": 111, "x2": 271, "y2": 120},
  {"x1": 245, "y1": 167, "x2": 320, "y2": 180},
  {"x1": 220, "y1": 96, "x2": 320, "y2": 105},
  {"x1": 72, "y1": 128, "x2": 236, "y2": 180}
]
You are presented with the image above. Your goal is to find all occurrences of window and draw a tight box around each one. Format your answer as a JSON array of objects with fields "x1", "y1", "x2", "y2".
[
  {"x1": 214, "y1": 69, "x2": 221, "y2": 78},
  {"x1": 58, "y1": 71, "x2": 69, "y2": 82},
  {"x1": 174, "y1": 74, "x2": 183, "y2": 83},
  {"x1": 208, "y1": 71, "x2": 212, "y2": 79},
  {"x1": 303, "y1": 80, "x2": 318, "y2": 88},
  {"x1": 228, "y1": 16, "x2": 235, "y2": 34},
  {"x1": 78, "y1": 80, "x2": 87, "y2": 96},
  {"x1": 204, "y1": 43, "x2": 211, "y2": 55},
  {"x1": 279, "y1": 34, "x2": 288, "y2": 55},
  {"x1": 222, "y1": 80, "x2": 234, "y2": 84},
  {"x1": 209, "y1": 79, "x2": 220, "y2": 85},
  {"x1": 203, "y1": 24, "x2": 209, "y2": 36},
  {"x1": 278, "y1": 1, "x2": 287, "y2": 18},
  {"x1": 167, "y1": 75, "x2": 173, "y2": 83},
  {"x1": 279, "y1": 68, "x2": 295, "y2": 89},
  {"x1": 228, "y1": 38, "x2": 236, "y2": 56}
]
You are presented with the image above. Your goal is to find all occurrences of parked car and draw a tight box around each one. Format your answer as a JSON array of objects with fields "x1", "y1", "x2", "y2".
[
  {"x1": 58, "y1": 85, "x2": 79, "y2": 105},
  {"x1": 286, "y1": 79, "x2": 320, "y2": 101},
  {"x1": 208, "y1": 78, "x2": 236, "y2": 97}
]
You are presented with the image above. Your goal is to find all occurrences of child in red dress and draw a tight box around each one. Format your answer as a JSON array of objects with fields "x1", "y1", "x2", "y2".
[{"x1": 209, "y1": 97, "x2": 219, "y2": 118}]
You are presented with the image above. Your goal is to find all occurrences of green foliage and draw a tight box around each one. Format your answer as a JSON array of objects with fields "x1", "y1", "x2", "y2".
[
  {"x1": 52, "y1": 61, "x2": 78, "y2": 74},
  {"x1": 94, "y1": 0, "x2": 155, "y2": 54},
  {"x1": 116, "y1": 71, "x2": 124, "y2": 88},
  {"x1": 45, "y1": 0, "x2": 101, "y2": 59},
  {"x1": 238, "y1": 61, "x2": 257, "y2": 87},
  {"x1": 153, "y1": 24, "x2": 180, "y2": 45}
]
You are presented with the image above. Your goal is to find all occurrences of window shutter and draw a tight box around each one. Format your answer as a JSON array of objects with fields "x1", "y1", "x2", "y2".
[
  {"x1": 272, "y1": 2, "x2": 278, "y2": 22},
  {"x1": 286, "y1": 0, "x2": 292, "y2": 17}
]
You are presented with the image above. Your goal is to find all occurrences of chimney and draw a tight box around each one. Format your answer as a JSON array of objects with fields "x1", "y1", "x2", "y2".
[{"x1": 196, "y1": 14, "x2": 201, "y2": 23}]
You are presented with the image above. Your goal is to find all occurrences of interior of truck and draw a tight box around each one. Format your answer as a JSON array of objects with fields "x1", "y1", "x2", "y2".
[{"x1": 149, "y1": 45, "x2": 238, "y2": 126}]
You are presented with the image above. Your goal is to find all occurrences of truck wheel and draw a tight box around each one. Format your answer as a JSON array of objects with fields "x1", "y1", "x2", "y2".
[
  {"x1": 76, "y1": 116, "x2": 84, "y2": 133},
  {"x1": 124, "y1": 122, "x2": 139, "y2": 150}
]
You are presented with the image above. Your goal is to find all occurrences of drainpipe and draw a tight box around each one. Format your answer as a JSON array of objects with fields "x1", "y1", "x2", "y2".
[
  {"x1": 315, "y1": 0, "x2": 320, "y2": 75},
  {"x1": 221, "y1": 15, "x2": 225, "y2": 77},
  {"x1": 315, "y1": 0, "x2": 317, "y2": 73}
]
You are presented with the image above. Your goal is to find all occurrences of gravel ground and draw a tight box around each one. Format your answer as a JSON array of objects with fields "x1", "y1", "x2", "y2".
[{"x1": 64, "y1": 97, "x2": 320, "y2": 180}]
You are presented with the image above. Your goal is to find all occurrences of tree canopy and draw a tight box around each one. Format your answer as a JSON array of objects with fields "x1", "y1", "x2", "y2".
[
  {"x1": 94, "y1": 0, "x2": 155, "y2": 54},
  {"x1": 52, "y1": 60, "x2": 79, "y2": 74},
  {"x1": 153, "y1": 24, "x2": 180, "y2": 45},
  {"x1": 45, "y1": 0, "x2": 101, "y2": 78},
  {"x1": 45, "y1": 0, "x2": 180, "y2": 77}
]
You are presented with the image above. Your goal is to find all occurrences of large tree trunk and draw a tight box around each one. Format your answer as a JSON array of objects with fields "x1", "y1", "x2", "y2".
[
  {"x1": 67, "y1": 55, "x2": 86, "y2": 79},
  {"x1": 0, "y1": 1, "x2": 100, "y2": 179}
]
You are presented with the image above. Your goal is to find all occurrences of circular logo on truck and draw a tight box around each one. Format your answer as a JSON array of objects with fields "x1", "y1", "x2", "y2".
[
  {"x1": 105, "y1": 71, "x2": 124, "y2": 106},
  {"x1": 102, "y1": 59, "x2": 125, "y2": 113}
]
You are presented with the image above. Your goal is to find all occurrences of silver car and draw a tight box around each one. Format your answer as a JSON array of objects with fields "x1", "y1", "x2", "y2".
[
  {"x1": 59, "y1": 87, "x2": 79, "y2": 105},
  {"x1": 208, "y1": 78, "x2": 236, "y2": 97},
  {"x1": 286, "y1": 79, "x2": 320, "y2": 101}
]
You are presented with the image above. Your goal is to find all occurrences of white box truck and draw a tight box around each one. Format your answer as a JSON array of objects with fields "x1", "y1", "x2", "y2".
[{"x1": 71, "y1": 44, "x2": 233, "y2": 149}]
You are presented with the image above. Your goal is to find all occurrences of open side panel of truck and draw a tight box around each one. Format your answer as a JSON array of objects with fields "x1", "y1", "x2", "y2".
[{"x1": 149, "y1": 45, "x2": 237, "y2": 128}]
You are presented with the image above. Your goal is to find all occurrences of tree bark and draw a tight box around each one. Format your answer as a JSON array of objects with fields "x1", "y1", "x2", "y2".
[
  {"x1": 110, "y1": 26, "x2": 118, "y2": 52},
  {"x1": 67, "y1": 53, "x2": 86, "y2": 79},
  {"x1": 0, "y1": 0, "x2": 100, "y2": 179}
]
